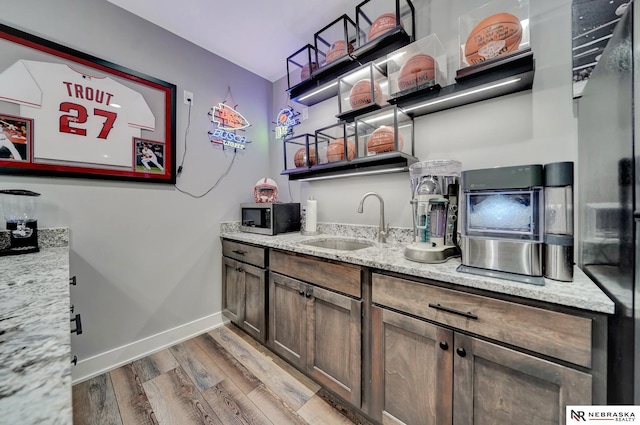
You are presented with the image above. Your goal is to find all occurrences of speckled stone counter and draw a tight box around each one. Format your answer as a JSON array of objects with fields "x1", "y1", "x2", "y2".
[
  {"x1": 0, "y1": 228, "x2": 72, "y2": 425},
  {"x1": 220, "y1": 223, "x2": 614, "y2": 314}
]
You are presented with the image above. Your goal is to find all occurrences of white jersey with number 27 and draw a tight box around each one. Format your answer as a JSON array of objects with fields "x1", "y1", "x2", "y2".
[{"x1": 0, "y1": 60, "x2": 155, "y2": 167}]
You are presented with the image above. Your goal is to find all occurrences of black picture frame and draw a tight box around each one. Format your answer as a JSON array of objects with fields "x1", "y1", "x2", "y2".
[{"x1": 0, "y1": 23, "x2": 177, "y2": 184}]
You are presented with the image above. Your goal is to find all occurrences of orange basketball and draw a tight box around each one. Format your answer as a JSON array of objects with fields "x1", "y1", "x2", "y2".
[
  {"x1": 464, "y1": 13, "x2": 522, "y2": 65},
  {"x1": 294, "y1": 146, "x2": 316, "y2": 167},
  {"x1": 326, "y1": 139, "x2": 356, "y2": 162},
  {"x1": 367, "y1": 126, "x2": 404, "y2": 154},
  {"x1": 349, "y1": 79, "x2": 383, "y2": 109},
  {"x1": 326, "y1": 40, "x2": 354, "y2": 64},
  {"x1": 397, "y1": 54, "x2": 437, "y2": 91},
  {"x1": 368, "y1": 13, "x2": 398, "y2": 42},
  {"x1": 300, "y1": 62, "x2": 318, "y2": 80}
]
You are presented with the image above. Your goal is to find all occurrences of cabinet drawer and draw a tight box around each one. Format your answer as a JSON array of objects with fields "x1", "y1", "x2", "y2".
[
  {"x1": 222, "y1": 240, "x2": 266, "y2": 268},
  {"x1": 271, "y1": 250, "x2": 361, "y2": 298},
  {"x1": 372, "y1": 273, "x2": 592, "y2": 368}
]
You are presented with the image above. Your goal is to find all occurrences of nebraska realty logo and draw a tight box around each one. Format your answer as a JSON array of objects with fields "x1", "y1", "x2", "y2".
[{"x1": 567, "y1": 406, "x2": 639, "y2": 422}]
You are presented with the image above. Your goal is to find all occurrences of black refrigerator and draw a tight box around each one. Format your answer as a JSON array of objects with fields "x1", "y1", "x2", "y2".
[{"x1": 577, "y1": 1, "x2": 639, "y2": 405}]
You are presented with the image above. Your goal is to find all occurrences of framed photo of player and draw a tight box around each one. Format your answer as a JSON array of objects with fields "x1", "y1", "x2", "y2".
[
  {"x1": 0, "y1": 114, "x2": 31, "y2": 163},
  {"x1": 0, "y1": 23, "x2": 177, "y2": 184},
  {"x1": 134, "y1": 138, "x2": 166, "y2": 174}
]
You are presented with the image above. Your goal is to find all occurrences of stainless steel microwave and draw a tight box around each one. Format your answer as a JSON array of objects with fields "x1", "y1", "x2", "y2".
[{"x1": 240, "y1": 203, "x2": 301, "y2": 235}]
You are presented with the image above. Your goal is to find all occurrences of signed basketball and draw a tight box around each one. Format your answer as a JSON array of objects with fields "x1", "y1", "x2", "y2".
[
  {"x1": 464, "y1": 13, "x2": 522, "y2": 65},
  {"x1": 367, "y1": 126, "x2": 404, "y2": 153},
  {"x1": 368, "y1": 13, "x2": 398, "y2": 41},
  {"x1": 326, "y1": 139, "x2": 356, "y2": 162}
]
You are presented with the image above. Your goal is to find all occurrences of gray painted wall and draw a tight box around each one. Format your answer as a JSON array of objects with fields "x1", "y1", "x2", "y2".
[{"x1": 1, "y1": 0, "x2": 274, "y2": 379}]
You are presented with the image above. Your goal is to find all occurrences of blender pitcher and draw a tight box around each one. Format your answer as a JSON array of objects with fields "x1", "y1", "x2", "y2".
[
  {"x1": 0, "y1": 189, "x2": 41, "y2": 254},
  {"x1": 405, "y1": 160, "x2": 462, "y2": 263}
]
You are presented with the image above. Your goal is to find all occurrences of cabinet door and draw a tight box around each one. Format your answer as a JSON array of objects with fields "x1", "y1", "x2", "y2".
[
  {"x1": 306, "y1": 284, "x2": 362, "y2": 407},
  {"x1": 371, "y1": 306, "x2": 453, "y2": 425},
  {"x1": 453, "y1": 333, "x2": 592, "y2": 425},
  {"x1": 241, "y1": 262, "x2": 267, "y2": 343},
  {"x1": 268, "y1": 272, "x2": 307, "y2": 369},
  {"x1": 222, "y1": 257, "x2": 243, "y2": 324}
]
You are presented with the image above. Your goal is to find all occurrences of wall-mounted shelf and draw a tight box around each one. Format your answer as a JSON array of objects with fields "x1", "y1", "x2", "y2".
[
  {"x1": 282, "y1": 151, "x2": 418, "y2": 181},
  {"x1": 288, "y1": 29, "x2": 412, "y2": 106},
  {"x1": 389, "y1": 49, "x2": 535, "y2": 117}
]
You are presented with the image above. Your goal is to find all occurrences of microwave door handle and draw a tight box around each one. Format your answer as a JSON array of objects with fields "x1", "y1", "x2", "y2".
[{"x1": 232, "y1": 249, "x2": 246, "y2": 255}]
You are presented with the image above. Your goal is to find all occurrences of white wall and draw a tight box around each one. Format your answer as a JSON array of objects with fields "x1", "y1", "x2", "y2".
[
  {"x1": 0, "y1": 0, "x2": 580, "y2": 381},
  {"x1": 276, "y1": 0, "x2": 578, "y2": 230},
  {"x1": 1, "y1": 0, "x2": 273, "y2": 380}
]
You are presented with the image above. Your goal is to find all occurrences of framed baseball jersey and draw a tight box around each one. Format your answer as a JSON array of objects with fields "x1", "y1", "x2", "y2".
[{"x1": 0, "y1": 23, "x2": 176, "y2": 184}]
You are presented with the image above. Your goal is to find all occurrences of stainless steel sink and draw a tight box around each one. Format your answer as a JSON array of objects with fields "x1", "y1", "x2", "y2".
[{"x1": 300, "y1": 239, "x2": 374, "y2": 251}]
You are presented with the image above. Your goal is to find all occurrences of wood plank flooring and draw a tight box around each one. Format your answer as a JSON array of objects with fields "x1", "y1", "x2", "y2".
[{"x1": 72, "y1": 324, "x2": 366, "y2": 425}]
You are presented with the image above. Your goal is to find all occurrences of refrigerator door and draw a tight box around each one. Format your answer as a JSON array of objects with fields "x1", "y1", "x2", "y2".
[{"x1": 578, "y1": 2, "x2": 635, "y2": 404}]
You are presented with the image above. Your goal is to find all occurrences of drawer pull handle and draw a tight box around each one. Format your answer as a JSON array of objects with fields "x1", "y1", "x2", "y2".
[
  {"x1": 456, "y1": 347, "x2": 467, "y2": 357},
  {"x1": 439, "y1": 341, "x2": 449, "y2": 350},
  {"x1": 71, "y1": 314, "x2": 83, "y2": 335},
  {"x1": 428, "y1": 303, "x2": 478, "y2": 320},
  {"x1": 236, "y1": 267, "x2": 244, "y2": 273},
  {"x1": 69, "y1": 276, "x2": 77, "y2": 286},
  {"x1": 305, "y1": 291, "x2": 312, "y2": 298},
  {"x1": 232, "y1": 250, "x2": 246, "y2": 255},
  {"x1": 298, "y1": 290, "x2": 305, "y2": 296}
]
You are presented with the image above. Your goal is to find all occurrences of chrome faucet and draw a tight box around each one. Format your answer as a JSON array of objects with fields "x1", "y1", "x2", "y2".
[{"x1": 358, "y1": 192, "x2": 389, "y2": 243}]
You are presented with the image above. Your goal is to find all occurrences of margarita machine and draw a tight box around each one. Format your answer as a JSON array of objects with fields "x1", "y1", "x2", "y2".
[{"x1": 404, "y1": 160, "x2": 462, "y2": 263}]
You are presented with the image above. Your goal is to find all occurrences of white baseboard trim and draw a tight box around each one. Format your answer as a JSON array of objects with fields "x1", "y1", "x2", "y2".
[{"x1": 72, "y1": 312, "x2": 228, "y2": 385}]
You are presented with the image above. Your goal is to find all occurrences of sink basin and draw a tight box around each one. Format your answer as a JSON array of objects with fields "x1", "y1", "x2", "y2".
[{"x1": 301, "y1": 239, "x2": 374, "y2": 251}]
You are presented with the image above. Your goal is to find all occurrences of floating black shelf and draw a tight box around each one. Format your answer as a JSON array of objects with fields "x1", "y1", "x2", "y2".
[
  {"x1": 283, "y1": 151, "x2": 418, "y2": 181},
  {"x1": 288, "y1": 28, "x2": 412, "y2": 107},
  {"x1": 388, "y1": 49, "x2": 535, "y2": 117}
]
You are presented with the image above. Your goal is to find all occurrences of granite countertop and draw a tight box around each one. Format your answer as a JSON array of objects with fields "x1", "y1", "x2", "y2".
[
  {"x1": 220, "y1": 224, "x2": 615, "y2": 315},
  {"x1": 0, "y1": 228, "x2": 72, "y2": 425}
]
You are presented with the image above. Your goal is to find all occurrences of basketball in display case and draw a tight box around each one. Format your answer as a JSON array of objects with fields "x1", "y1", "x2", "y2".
[
  {"x1": 386, "y1": 34, "x2": 447, "y2": 98},
  {"x1": 286, "y1": 44, "x2": 319, "y2": 89},
  {"x1": 315, "y1": 122, "x2": 357, "y2": 164},
  {"x1": 367, "y1": 126, "x2": 404, "y2": 153},
  {"x1": 326, "y1": 139, "x2": 357, "y2": 162},
  {"x1": 355, "y1": 0, "x2": 415, "y2": 47},
  {"x1": 338, "y1": 62, "x2": 388, "y2": 115},
  {"x1": 314, "y1": 15, "x2": 357, "y2": 68},
  {"x1": 355, "y1": 105, "x2": 413, "y2": 158},
  {"x1": 458, "y1": 0, "x2": 530, "y2": 69},
  {"x1": 282, "y1": 133, "x2": 317, "y2": 172}
]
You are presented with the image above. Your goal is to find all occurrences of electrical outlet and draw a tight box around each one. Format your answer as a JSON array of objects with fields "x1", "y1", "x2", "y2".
[{"x1": 183, "y1": 90, "x2": 193, "y2": 105}]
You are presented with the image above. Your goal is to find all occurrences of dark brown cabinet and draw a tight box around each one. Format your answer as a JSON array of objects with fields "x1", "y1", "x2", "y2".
[
  {"x1": 221, "y1": 240, "x2": 267, "y2": 343},
  {"x1": 268, "y1": 250, "x2": 363, "y2": 407},
  {"x1": 371, "y1": 272, "x2": 603, "y2": 425}
]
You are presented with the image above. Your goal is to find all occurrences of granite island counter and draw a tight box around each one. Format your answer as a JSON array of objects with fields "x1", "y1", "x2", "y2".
[{"x1": 0, "y1": 228, "x2": 72, "y2": 425}]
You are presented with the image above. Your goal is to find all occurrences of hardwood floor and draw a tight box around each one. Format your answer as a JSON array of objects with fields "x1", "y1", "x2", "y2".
[{"x1": 72, "y1": 324, "x2": 366, "y2": 425}]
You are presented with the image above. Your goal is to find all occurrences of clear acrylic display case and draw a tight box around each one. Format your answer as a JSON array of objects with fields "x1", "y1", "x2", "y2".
[
  {"x1": 314, "y1": 122, "x2": 357, "y2": 164},
  {"x1": 458, "y1": 0, "x2": 530, "y2": 70},
  {"x1": 338, "y1": 62, "x2": 388, "y2": 115},
  {"x1": 354, "y1": 105, "x2": 413, "y2": 158},
  {"x1": 283, "y1": 133, "x2": 317, "y2": 171},
  {"x1": 356, "y1": 0, "x2": 415, "y2": 47},
  {"x1": 386, "y1": 34, "x2": 447, "y2": 98},
  {"x1": 287, "y1": 44, "x2": 319, "y2": 90},
  {"x1": 314, "y1": 15, "x2": 358, "y2": 69}
]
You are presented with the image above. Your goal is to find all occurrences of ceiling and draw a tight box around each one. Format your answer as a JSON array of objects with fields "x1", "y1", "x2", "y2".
[{"x1": 106, "y1": 0, "x2": 365, "y2": 82}]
